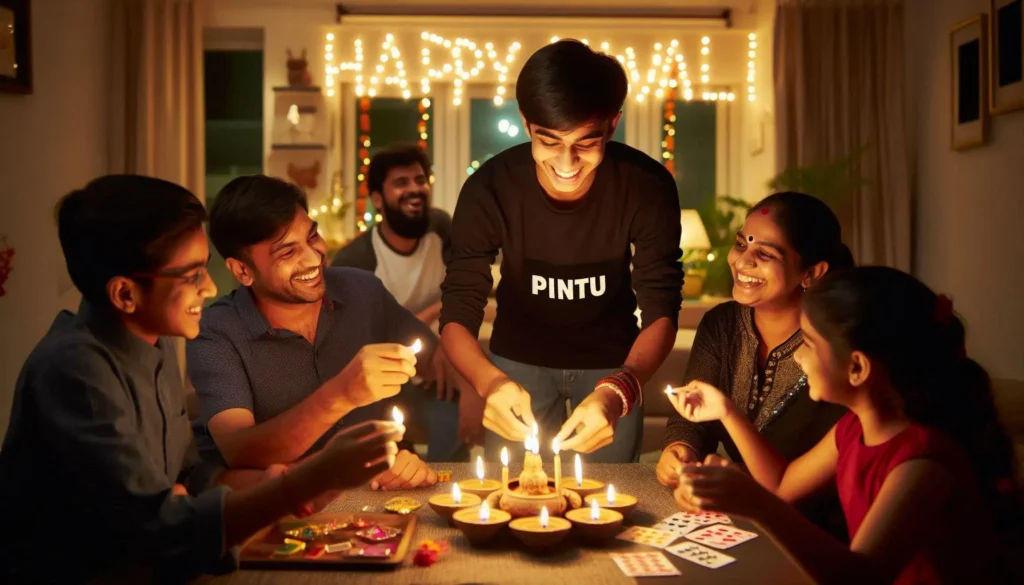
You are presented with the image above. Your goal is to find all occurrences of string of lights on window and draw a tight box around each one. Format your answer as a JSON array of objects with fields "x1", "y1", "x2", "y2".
[{"x1": 321, "y1": 31, "x2": 758, "y2": 108}]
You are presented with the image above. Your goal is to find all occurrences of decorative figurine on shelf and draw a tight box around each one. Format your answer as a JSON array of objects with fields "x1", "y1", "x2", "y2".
[
  {"x1": 0, "y1": 236, "x2": 14, "y2": 298},
  {"x1": 484, "y1": 431, "x2": 583, "y2": 518},
  {"x1": 287, "y1": 160, "x2": 321, "y2": 190},
  {"x1": 286, "y1": 48, "x2": 312, "y2": 87}
]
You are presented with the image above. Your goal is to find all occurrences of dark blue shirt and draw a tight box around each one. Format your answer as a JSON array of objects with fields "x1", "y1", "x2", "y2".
[
  {"x1": 0, "y1": 302, "x2": 232, "y2": 583},
  {"x1": 187, "y1": 267, "x2": 434, "y2": 463}
]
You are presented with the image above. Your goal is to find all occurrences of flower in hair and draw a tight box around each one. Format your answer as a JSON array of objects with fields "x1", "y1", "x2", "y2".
[{"x1": 934, "y1": 294, "x2": 955, "y2": 325}]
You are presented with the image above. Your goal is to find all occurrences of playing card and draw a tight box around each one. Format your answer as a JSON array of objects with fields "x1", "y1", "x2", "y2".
[
  {"x1": 684, "y1": 524, "x2": 758, "y2": 550},
  {"x1": 610, "y1": 552, "x2": 681, "y2": 577},
  {"x1": 652, "y1": 512, "x2": 710, "y2": 536},
  {"x1": 666, "y1": 541, "x2": 736, "y2": 569},
  {"x1": 616, "y1": 526, "x2": 678, "y2": 549},
  {"x1": 680, "y1": 511, "x2": 733, "y2": 525}
]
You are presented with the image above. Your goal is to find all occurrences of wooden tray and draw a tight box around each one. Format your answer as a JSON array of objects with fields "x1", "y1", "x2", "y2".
[{"x1": 240, "y1": 512, "x2": 417, "y2": 570}]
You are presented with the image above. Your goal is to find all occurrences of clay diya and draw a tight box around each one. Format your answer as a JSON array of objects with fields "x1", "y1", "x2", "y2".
[
  {"x1": 457, "y1": 455, "x2": 503, "y2": 499},
  {"x1": 571, "y1": 453, "x2": 606, "y2": 498},
  {"x1": 565, "y1": 499, "x2": 624, "y2": 544},
  {"x1": 509, "y1": 506, "x2": 572, "y2": 550},
  {"x1": 583, "y1": 484, "x2": 637, "y2": 517},
  {"x1": 428, "y1": 482, "x2": 481, "y2": 525},
  {"x1": 452, "y1": 501, "x2": 511, "y2": 547}
]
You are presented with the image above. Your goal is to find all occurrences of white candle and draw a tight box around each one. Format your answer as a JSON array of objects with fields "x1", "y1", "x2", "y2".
[
  {"x1": 575, "y1": 453, "x2": 583, "y2": 487},
  {"x1": 476, "y1": 455, "x2": 485, "y2": 486},
  {"x1": 409, "y1": 339, "x2": 423, "y2": 354},
  {"x1": 500, "y1": 447, "x2": 509, "y2": 488},
  {"x1": 392, "y1": 406, "x2": 404, "y2": 426},
  {"x1": 607, "y1": 484, "x2": 616, "y2": 505},
  {"x1": 591, "y1": 498, "x2": 600, "y2": 521},
  {"x1": 540, "y1": 506, "x2": 549, "y2": 528},
  {"x1": 552, "y1": 438, "x2": 562, "y2": 494},
  {"x1": 479, "y1": 500, "x2": 490, "y2": 522},
  {"x1": 452, "y1": 482, "x2": 462, "y2": 504}
]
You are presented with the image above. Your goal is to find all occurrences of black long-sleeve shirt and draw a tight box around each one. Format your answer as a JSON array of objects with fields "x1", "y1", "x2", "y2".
[{"x1": 440, "y1": 142, "x2": 683, "y2": 369}]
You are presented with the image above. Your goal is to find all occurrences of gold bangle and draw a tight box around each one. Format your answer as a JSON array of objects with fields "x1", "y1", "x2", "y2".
[{"x1": 596, "y1": 381, "x2": 630, "y2": 418}]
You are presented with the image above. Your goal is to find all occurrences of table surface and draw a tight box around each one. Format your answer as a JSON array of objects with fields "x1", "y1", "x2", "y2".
[{"x1": 198, "y1": 463, "x2": 809, "y2": 585}]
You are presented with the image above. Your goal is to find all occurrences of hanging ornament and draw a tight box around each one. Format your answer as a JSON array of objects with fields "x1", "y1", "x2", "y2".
[{"x1": 0, "y1": 237, "x2": 14, "y2": 298}]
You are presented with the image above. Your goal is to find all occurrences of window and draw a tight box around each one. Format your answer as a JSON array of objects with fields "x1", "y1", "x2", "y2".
[
  {"x1": 468, "y1": 97, "x2": 627, "y2": 176},
  {"x1": 204, "y1": 48, "x2": 263, "y2": 299},
  {"x1": 662, "y1": 100, "x2": 716, "y2": 210},
  {"x1": 354, "y1": 97, "x2": 434, "y2": 231}
]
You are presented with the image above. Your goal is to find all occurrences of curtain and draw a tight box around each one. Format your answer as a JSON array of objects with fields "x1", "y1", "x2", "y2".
[
  {"x1": 775, "y1": 0, "x2": 911, "y2": 270},
  {"x1": 108, "y1": 0, "x2": 207, "y2": 389}
]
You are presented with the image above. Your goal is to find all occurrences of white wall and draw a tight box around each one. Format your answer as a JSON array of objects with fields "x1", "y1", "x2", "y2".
[
  {"x1": 906, "y1": 0, "x2": 1024, "y2": 381},
  {"x1": 736, "y1": 0, "x2": 777, "y2": 202},
  {"x1": 0, "y1": 0, "x2": 112, "y2": 437}
]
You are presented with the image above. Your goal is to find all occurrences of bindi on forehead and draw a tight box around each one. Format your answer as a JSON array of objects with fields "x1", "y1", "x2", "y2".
[{"x1": 759, "y1": 207, "x2": 771, "y2": 216}]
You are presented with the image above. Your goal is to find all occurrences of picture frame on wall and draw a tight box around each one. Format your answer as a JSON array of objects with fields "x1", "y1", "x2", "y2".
[
  {"x1": 0, "y1": 0, "x2": 31, "y2": 94},
  {"x1": 991, "y1": 0, "x2": 1024, "y2": 114},
  {"x1": 951, "y1": 14, "x2": 989, "y2": 150}
]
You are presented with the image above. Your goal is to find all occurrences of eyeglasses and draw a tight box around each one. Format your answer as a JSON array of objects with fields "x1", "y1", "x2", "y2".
[{"x1": 131, "y1": 266, "x2": 208, "y2": 288}]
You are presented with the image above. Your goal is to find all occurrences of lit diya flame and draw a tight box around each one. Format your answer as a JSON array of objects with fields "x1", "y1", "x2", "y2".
[
  {"x1": 452, "y1": 482, "x2": 462, "y2": 505},
  {"x1": 575, "y1": 453, "x2": 583, "y2": 487},
  {"x1": 607, "y1": 484, "x2": 616, "y2": 505},
  {"x1": 591, "y1": 498, "x2": 600, "y2": 521},
  {"x1": 500, "y1": 446, "x2": 509, "y2": 467},
  {"x1": 476, "y1": 455, "x2": 485, "y2": 484},
  {"x1": 408, "y1": 339, "x2": 423, "y2": 354},
  {"x1": 392, "y1": 406, "x2": 404, "y2": 427},
  {"x1": 665, "y1": 384, "x2": 676, "y2": 396},
  {"x1": 540, "y1": 506, "x2": 549, "y2": 528},
  {"x1": 479, "y1": 500, "x2": 490, "y2": 522}
]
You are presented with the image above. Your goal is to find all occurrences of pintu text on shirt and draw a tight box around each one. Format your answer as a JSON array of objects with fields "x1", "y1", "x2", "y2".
[{"x1": 531, "y1": 275, "x2": 607, "y2": 300}]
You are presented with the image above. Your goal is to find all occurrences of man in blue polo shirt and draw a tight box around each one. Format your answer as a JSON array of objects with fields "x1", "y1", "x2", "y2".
[{"x1": 188, "y1": 175, "x2": 438, "y2": 491}]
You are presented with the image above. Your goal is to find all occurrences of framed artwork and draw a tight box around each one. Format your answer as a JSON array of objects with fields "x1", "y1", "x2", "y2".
[
  {"x1": 0, "y1": 0, "x2": 31, "y2": 94},
  {"x1": 951, "y1": 15, "x2": 989, "y2": 150},
  {"x1": 991, "y1": 0, "x2": 1024, "y2": 114}
]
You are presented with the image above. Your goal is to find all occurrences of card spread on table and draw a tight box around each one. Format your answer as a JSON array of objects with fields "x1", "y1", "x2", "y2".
[
  {"x1": 666, "y1": 541, "x2": 737, "y2": 569},
  {"x1": 681, "y1": 511, "x2": 733, "y2": 525},
  {"x1": 616, "y1": 526, "x2": 678, "y2": 549},
  {"x1": 652, "y1": 512, "x2": 709, "y2": 536},
  {"x1": 610, "y1": 552, "x2": 681, "y2": 577},
  {"x1": 684, "y1": 524, "x2": 758, "y2": 550}
]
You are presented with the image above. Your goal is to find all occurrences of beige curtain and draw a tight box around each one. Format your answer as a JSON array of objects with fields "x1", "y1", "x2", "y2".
[
  {"x1": 108, "y1": 0, "x2": 207, "y2": 388},
  {"x1": 775, "y1": 0, "x2": 911, "y2": 270}
]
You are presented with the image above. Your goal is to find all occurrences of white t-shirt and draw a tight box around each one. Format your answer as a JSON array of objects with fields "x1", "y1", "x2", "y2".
[{"x1": 371, "y1": 227, "x2": 446, "y2": 315}]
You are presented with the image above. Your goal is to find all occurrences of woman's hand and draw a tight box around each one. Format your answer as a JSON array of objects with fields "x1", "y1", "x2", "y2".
[
  {"x1": 678, "y1": 461, "x2": 773, "y2": 520},
  {"x1": 667, "y1": 380, "x2": 733, "y2": 423}
]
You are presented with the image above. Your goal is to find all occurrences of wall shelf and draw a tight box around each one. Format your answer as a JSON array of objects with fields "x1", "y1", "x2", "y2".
[
  {"x1": 271, "y1": 143, "x2": 327, "y2": 150},
  {"x1": 272, "y1": 85, "x2": 322, "y2": 93}
]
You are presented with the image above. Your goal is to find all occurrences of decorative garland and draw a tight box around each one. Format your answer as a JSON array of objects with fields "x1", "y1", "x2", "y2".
[
  {"x1": 356, "y1": 97, "x2": 372, "y2": 232},
  {"x1": 0, "y1": 236, "x2": 14, "y2": 297}
]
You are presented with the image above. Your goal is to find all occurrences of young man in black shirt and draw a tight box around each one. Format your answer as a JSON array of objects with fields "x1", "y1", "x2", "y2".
[{"x1": 440, "y1": 40, "x2": 683, "y2": 462}]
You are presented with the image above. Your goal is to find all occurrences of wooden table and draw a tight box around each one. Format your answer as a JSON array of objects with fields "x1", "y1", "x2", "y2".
[{"x1": 197, "y1": 463, "x2": 809, "y2": 584}]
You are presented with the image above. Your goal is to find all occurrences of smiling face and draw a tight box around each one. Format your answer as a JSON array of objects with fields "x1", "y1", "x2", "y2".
[
  {"x1": 129, "y1": 228, "x2": 217, "y2": 340},
  {"x1": 523, "y1": 113, "x2": 621, "y2": 199},
  {"x1": 726, "y1": 210, "x2": 810, "y2": 309},
  {"x1": 794, "y1": 312, "x2": 852, "y2": 404},
  {"x1": 240, "y1": 205, "x2": 328, "y2": 304},
  {"x1": 372, "y1": 161, "x2": 431, "y2": 238}
]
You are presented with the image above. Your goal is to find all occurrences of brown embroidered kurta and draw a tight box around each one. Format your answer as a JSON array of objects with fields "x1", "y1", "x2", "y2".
[{"x1": 663, "y1": 301, "x2": 848, "y2": 539}]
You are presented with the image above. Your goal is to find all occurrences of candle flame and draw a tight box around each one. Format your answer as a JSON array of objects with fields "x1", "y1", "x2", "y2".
[
  {"x1": 479, "y1": 500, "x2": 490, "y2": 522},
  {"x1": 591, "y1": 498, "x2": 600, "y2": 521},
  {"x1": 607, "y1": 484, "x2": 616, "y2": 505},
  {"x1": 551, "y1": 437, "x2": 560, "y2": 455},
  {"x1": 409, "y1": 339, "x2": 423, "y2": 354},
  {"x1": 476, "y1": 455, "x2": 484, "y2": 481},
  {"x1": 501, "y1": 446, "x2": 509, "y2": 467},
  {"x1": 665, "y1": 384, "x2": 676, "y2": 396},
  {"x1": 452, "y1": 482, "x2": 462, "y2": 504},
  {"x1": 575, "y1": 453, "x2": 582, "y2": 487},
  {"x1": 540, "y1": 506, "x2": 549, "y2": 528},
  {"x1": 391, "y1": 406, "x2": 404, "y2": 426}
]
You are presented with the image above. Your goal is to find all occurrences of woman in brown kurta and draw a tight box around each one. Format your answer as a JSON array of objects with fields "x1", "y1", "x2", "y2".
[{"x1": 660, "y1": 192, "x2": 852, "y2": 537}]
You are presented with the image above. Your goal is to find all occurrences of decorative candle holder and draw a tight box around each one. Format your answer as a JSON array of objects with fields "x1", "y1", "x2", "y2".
[
  {"x1": 584, "y1": 490, "x2": 638, "y2": 517},
  {"x1": 565, "y1": 502, "x2": 624, "y2": 544},
  {"x1": 509, "y1": 510, "x2": 572, "y2": 551},
  {"x1": 486, "y1": 479, "x2": 582, "y2": 519},
  {"x1": 457, "y1": 478, "x2": 503, "y2": 499},
  {"x1": 428, "y1": 491, "x2": 481, "y2": 525},
  {"x1": 569, "y1": 478, "x2": 606, "y2": 499},
  {"x1": 453, "y1": 505, "x2": 511, "y2": 547}
]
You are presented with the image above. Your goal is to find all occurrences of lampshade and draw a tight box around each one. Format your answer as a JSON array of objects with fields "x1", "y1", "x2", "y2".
[{"x1": 679, "y1": 210, "x2": 711, "y2": 250}]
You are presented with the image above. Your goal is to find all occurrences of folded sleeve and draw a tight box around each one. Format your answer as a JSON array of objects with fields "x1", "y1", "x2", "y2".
[
  {"x1": 630, "y1": 169, "x2": 683, "y2": 329},
  {"x1": 37, "y1": 345, "x2": 235, "y2": 581},
  {"x1": 439, "y1": 174, "x2": 503, "y2": 338}
]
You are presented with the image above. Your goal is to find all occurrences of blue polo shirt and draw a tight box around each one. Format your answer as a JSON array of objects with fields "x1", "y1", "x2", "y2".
[{"x1": 187, "y1": 267, "x2": 434, "y2": 464}]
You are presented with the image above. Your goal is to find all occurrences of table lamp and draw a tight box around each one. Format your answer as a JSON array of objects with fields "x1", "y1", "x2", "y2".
[{"x1": 679, "y1": 209, "x2": 712, "y2": 299}]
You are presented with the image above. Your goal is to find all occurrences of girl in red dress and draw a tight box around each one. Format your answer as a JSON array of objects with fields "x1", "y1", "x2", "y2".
[{"x1": 669, "y1": 266, "x2": 1020, "y2": 584}]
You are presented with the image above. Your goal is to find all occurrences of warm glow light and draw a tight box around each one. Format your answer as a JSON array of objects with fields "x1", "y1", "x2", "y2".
[
  {"x1": 552, "y1": 438, "x2": 560, "y2": 455},
  {"x1": 392, "y1": 406, "x2": 404, "y2": 427},
  {"x1": 501, "y1": 446, "x2": 509, "y2": 467},
  {"x1": 575, "y1": 453, "x2": 582, "y2": 487},
  {"x1": 540, "y1": 506, "x2": 549, "y2": 528},
  {"x1": 607, "y1": 484, "x2": 616, "y2": 504},
  {"x1": 326, "y1": 33, "x2": 335, "y2": 41},
  {"x1": 409, "y1": 339, "x2": 423, "y2": 354},
  {"x1": 591, "y1": 498, "x2": 600, "y2": 521},
  {"x1": 476, "y1": 455, "x2": 485, "y2": 481},
  {"x1": 480, "y1": 500, "x2": 491, "y2": 521},
  {"x1": 452, "y1": 482, "x2": 462, "y2": 504},
  {"x1": 665, "y1": 385, "x2": 676, "y2": 396}
]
